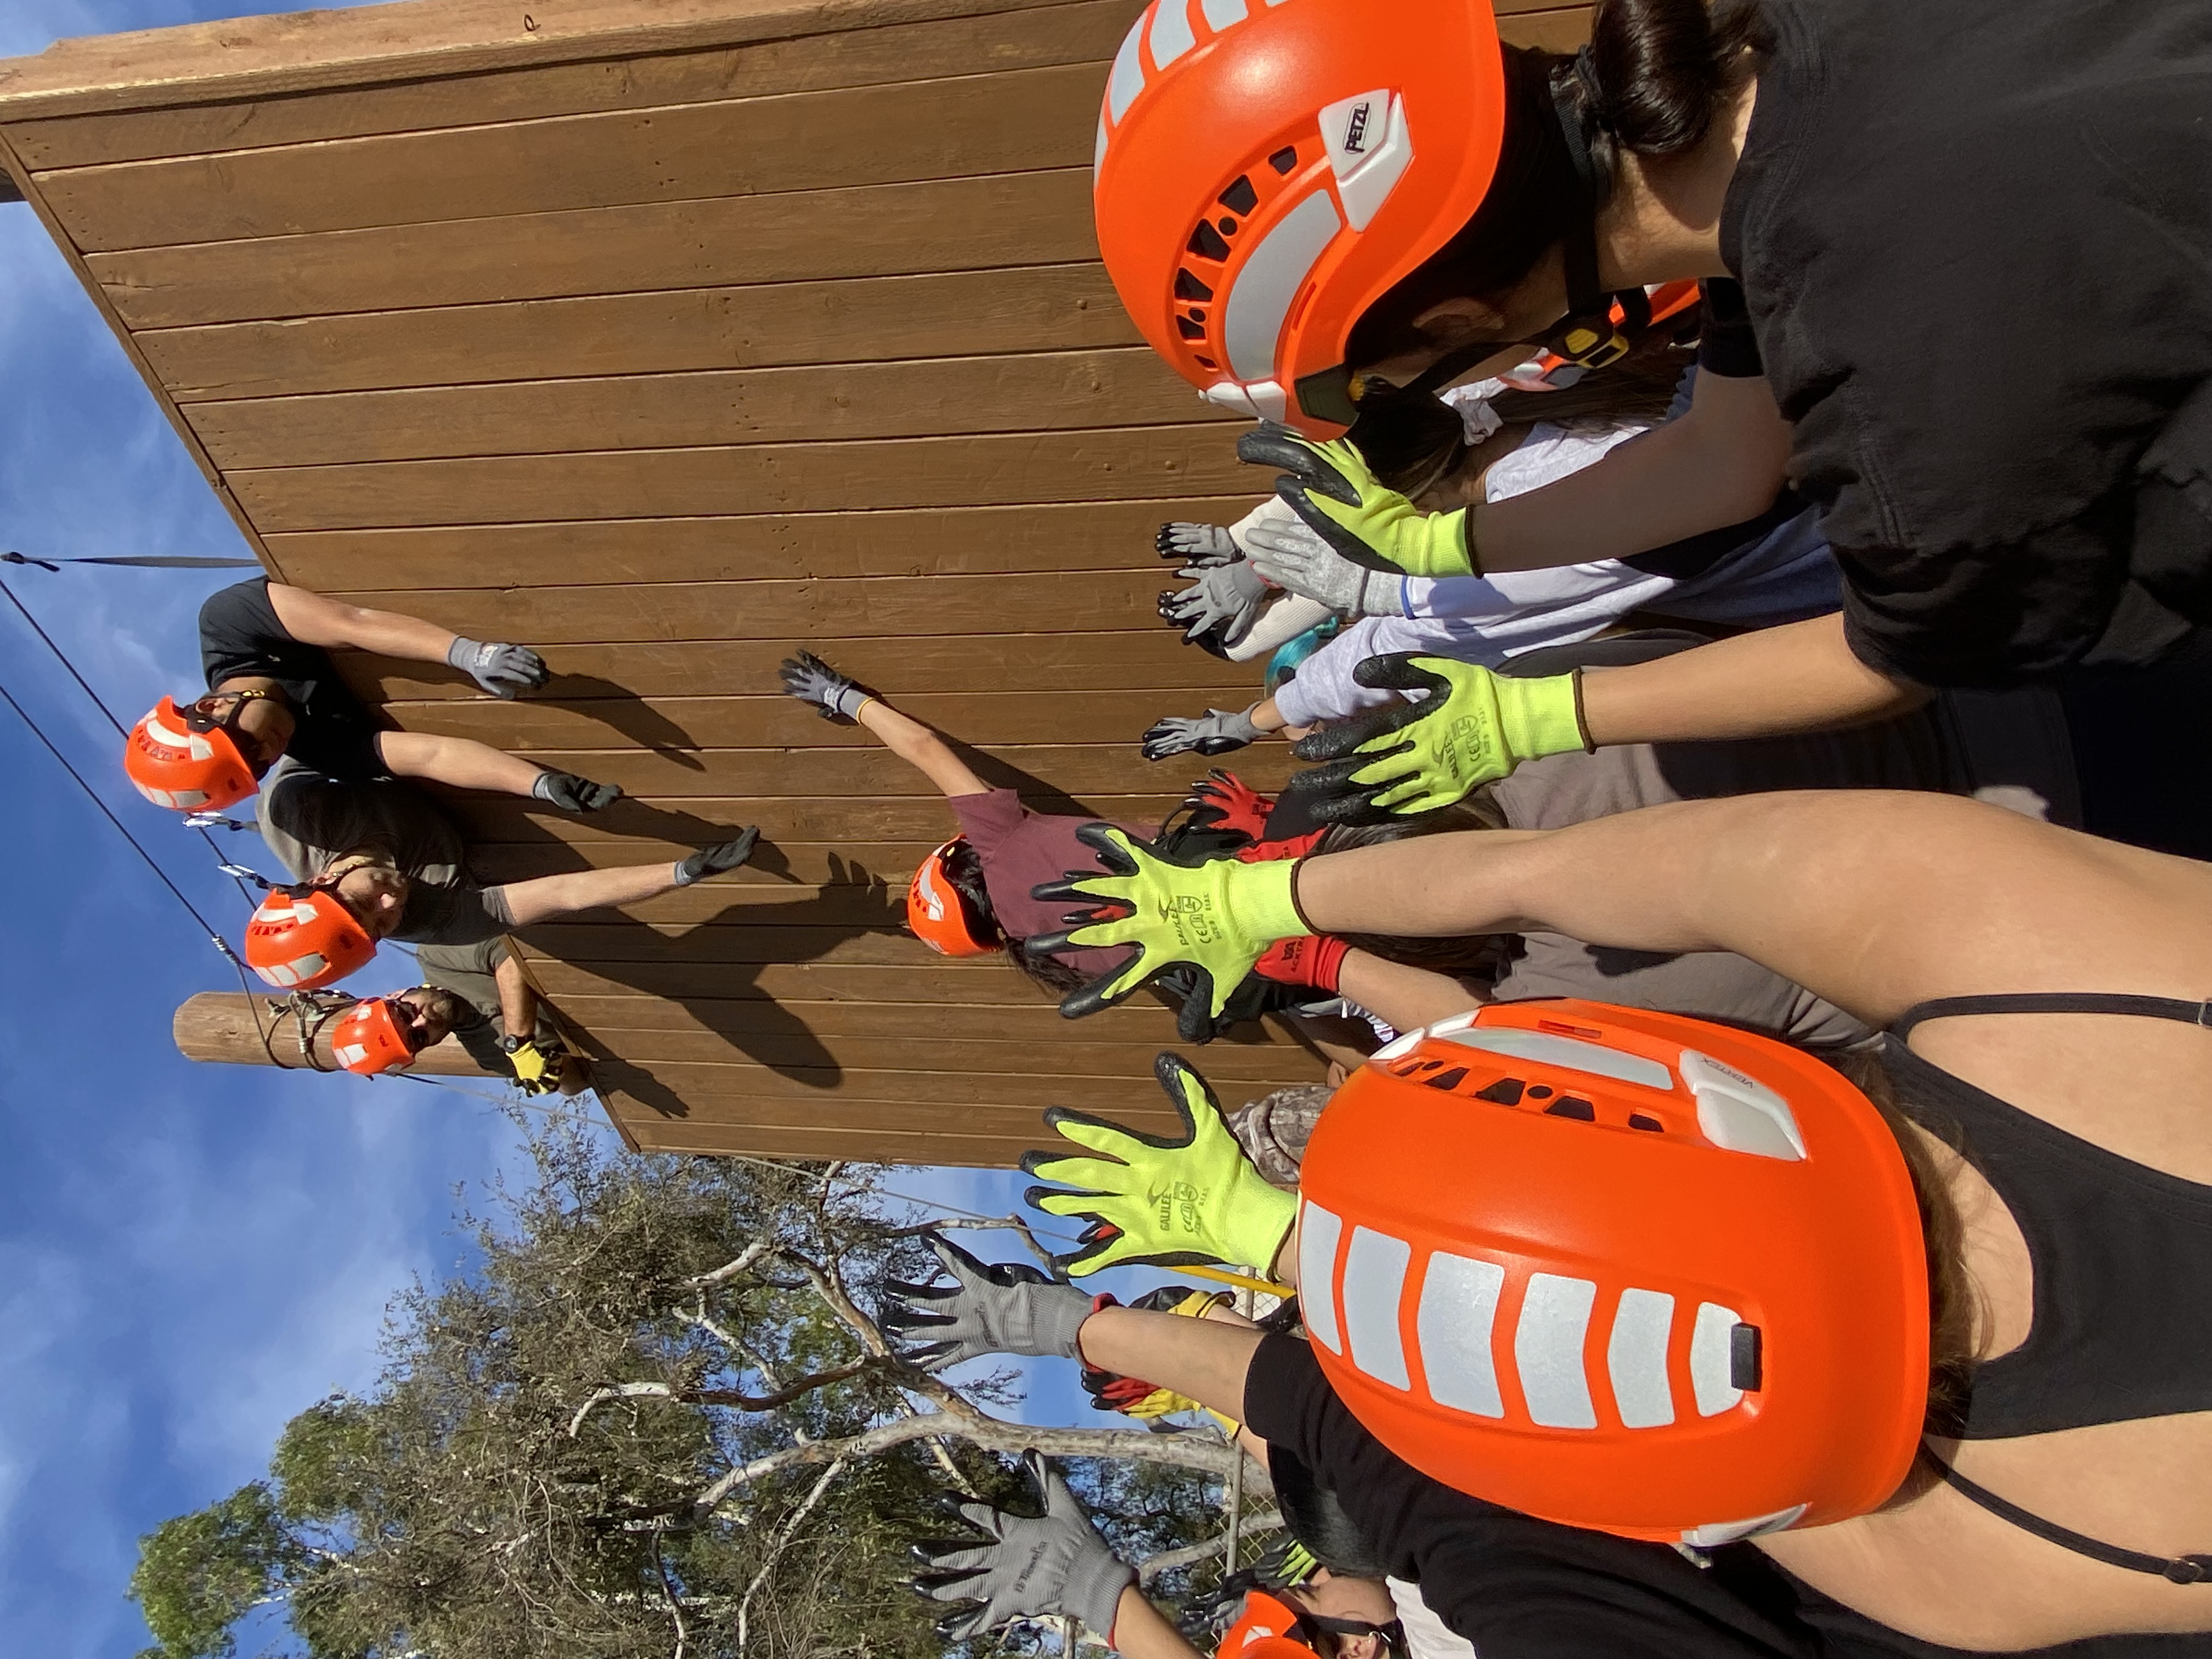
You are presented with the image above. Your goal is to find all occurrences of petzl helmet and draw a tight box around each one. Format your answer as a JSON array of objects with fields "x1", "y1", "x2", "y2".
[
  {"x1": 330, "y1": 997, "x2": 416, "y2": 1076},
  {"x1": 125, "y1": 695, "x2": 258, "y2": 812},
  {"x1": 244, "y1": 887, "x2": 376, "y2": 990},
  {"x1": 1216, "y1": 1589, "x2": 1321, "y2": 1659},
  {"x1": 907, "y1": 838, "x2": 997, "y2": 957},
  {"x1": 1296, "y1": 998, "x2": 1928, "y2": 1547},
  {"x1": 1092, "y1": 0, "x2": 1508, "y2": 435}
]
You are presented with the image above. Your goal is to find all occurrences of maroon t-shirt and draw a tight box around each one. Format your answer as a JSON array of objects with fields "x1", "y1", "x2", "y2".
[{"x1": 946, "y1": 789, "x2": 1148, "y2": 978}]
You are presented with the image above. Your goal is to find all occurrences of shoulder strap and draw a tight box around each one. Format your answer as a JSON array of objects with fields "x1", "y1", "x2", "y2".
[
  {"x1": 1893, "y1": 993, "x2": 2212, "y2": 1040},
  {"x1": 1928, "y1": 1453, "x2": 2212, "y2": 1585}
]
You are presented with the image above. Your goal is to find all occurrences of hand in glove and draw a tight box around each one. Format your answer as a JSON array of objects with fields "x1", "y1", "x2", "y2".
[
  {"x1": 1252, "y1": 933, "x2": 1349, "y2": 994},
  {"x1": 672, "y1": 827, "x2": 761, "y2": 886},
  {"x1": 1159, "y1": 558, "x2": 1272, "y2": 653},
  {"x1": 911, "y1": 1452, "x2": 1136, "y2": 1643},
  {"x1": 1081, "y1": 1286, "x2": 1242, "y2": 1434},
  {"x1": 1238, "y1": 422, "x2": 1476, "y2": 578},
  {"x1": 531, "y1": 769, "x2": 623, "y2": 813},
  {"x1": 879, "y1": 1234, "x2": 1096, "y2": 1370},
  {"x1": 500, "y1": 1034, "x2": 562, "y2": 1096},
  {"x1": 1184, "y1": 769, "x2": 1274, "y2": 840},
  {"x1": 778, "y1": 650, "x2": 877, "y2": 724},
  {"x1": 447, "y1": 637, "x2": 550, "y2": 699},
  {"x1": 1021, "y1": 1053, "x2": 1299, "y2": 1276},
  {"x1": 1155, "y1": 521, "x2": 1241, "y2": 566},
  {"x1": 1242, "y1": 514, "x2": 1408, "y2": 617},
  {"x1": 1289, "y1": 654, "x2": 1587, "y2": 822},
  {"x1": 1029, "y1": 826, "x2": 1311, "y2": 1021},
  {"x1": 1142, "y1": 706, "x2": 1261, "y2": 763}
]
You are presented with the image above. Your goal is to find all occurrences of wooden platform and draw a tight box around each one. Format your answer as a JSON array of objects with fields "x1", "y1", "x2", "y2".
[{"x1": 0, "y1": 0, "x2": 1585, "y2": 1165}]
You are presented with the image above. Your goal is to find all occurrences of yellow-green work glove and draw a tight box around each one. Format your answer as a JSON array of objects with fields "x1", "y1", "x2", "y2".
[
  {"x1": 1238, "y1": 422, "x2": 1475, "y2": 578},
  {"x1": 1289, "y1": 654, "x2": 1588, "y2": 822},
  {"x1": 500, "y1": 1034, "x2": 561, "y2": 1096},
  {"x1": 1021, "y1": 1053, "x2": 1300, "y2": 1278},
  {"x1": 1030, "y1": 824, "x2": 1312, "y2": 1022}
]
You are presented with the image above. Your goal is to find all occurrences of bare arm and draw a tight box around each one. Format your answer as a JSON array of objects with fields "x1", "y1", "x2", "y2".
[
  {"x1": 1577, "y1": 613, "x2": 1927, "y2": 745},
  {"x1": 377, "y1": 730, "x2": 547, "y2": 798},
  {"x1": 1079, "y1": 1306, "x2": 1267, "y2": 1431},
  {"x1": 1109, "y1": 1589, "x2": 1209, "y2": 1659},
  {"x1": 264, "y1": 583, "x2": 460, "y2": 664},
  {"x1": 492, "y1": 948, "x2": 539, "y2": 1038},
  {"x1": 493, "y1": 860, "x2": 680, "y2": 929},
  {"x1": 853, "y1": 696, "x2": 994, "y2": 800},
  {"x1": 1293, "y1": 792, "x2": 2212, "y2": 1030},
  {"x1": 1469, "y1": 369, "x2": 1792, "y2": 574},
  {"x1": 1338, "y1": 949, "x2": 1481, "y2": 1034}
]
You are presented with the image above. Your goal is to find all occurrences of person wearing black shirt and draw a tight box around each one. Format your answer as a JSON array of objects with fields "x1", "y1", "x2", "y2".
[{"x1": 129, "y1": 577, "x2": 618, "y2": 813}]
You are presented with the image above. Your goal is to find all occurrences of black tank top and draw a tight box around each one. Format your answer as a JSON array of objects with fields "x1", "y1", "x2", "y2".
[{"x1": 1882, "y1": 992, "x2": 2212, "y2": 1438}]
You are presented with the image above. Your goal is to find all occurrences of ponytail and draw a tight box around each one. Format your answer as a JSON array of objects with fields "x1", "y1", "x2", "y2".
[{"x1": 1576, "y1": 0, "x2": 1768, "y2": 168}]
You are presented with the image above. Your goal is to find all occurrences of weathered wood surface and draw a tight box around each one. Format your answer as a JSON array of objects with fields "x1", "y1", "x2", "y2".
[{"x1": 0, "y1": 0, "x2": 1579, "y2": 1159}]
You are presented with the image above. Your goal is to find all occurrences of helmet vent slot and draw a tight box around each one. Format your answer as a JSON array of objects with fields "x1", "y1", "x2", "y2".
[
  {"x1": 1174, "y1": 269, "x2": 1215, "y2": 301},
  {"x1": 1218, "y1": 174, "x2": 1259, "y2": 215},
  {"x1": 1421, "y1": 1066, "x2": 1469, "y2": 1092},
  {"x1": 1544, "y1": 1097, "x2": 1596, "y2": 1121},
  {"x1": 1730, "y1": 1323, "x2": 1763, "y2": 1391},
  {"x1": 1268, "y1": 145, "x2": 1299, "y2": 175},
  {"x1": 1187, "y1": 220, "x2": 1231, "y2": 262},
  {"x1": 1474, "y1": 1077, "x2": 1524, "y2": 1105},
  {"x1": 1628, "y1": 1111, "x2": 1664, "y2": 1133},
  {"x1": 1176, "y1": 316, "x2": 1206, "y2": 340}
]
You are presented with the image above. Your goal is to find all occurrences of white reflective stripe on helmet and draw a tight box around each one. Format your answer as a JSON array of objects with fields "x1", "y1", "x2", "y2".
[
  {"x1": 1200, "y1": 0, "x2": 1249, "y2": 26},
  {"x1": 335, "y1": 1042, "x2": 370, "y2": 1069},
  {"x1": 143, "y1": 707, "x2": 216, "y2": 761},
  {"x1": 1606, "y1": 1288, "x2": 1677, "y2": 1429},
  {"x1": 1340, "y1": 1225, "x2": 1413, "y2": 1391},
  {"x1": 1514, "y1": 1272, "x2": 1599, "y2": 1429},
  {"x1": 1297, "y1": 1199, "x2": 1345, "y2": 1353},
  {"x1": 1417, "y1": 1251, "x2": 1505, "y2": 1418},
  {"x1": 1148, "y1": 0, "x2": 1196, "y2": 67},
  {"x1": 1690, "y1": 1302, "x2": 1745, "y2": 1417},
  {"x1": 253, "y1": 952, "x2": 329, "y2": 989},
  {"x1": 913, "y1": 859, "x2": 952, "y2": 922},
  {"x1": 1223, "y1": 188, "x2": 1342, "y2": 383},
  {"x1": 132, "y1": 781, "x2": 211, "y2": 810},
  {"x1": 1105, "y1": 13, "x2": 1147, "y2": 123}
]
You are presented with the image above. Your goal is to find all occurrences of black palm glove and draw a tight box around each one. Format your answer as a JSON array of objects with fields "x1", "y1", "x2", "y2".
[
  {"x1": 879, "y1": 1234, "x2": 1095, "y2": 1370},
  {"x1": 911, "y1": 1452, "x2": 1135, "y2": 1642},
  {"x1": 673, "y1": 827, "x2": 760, "y2": 886},
  {"x1": 531, "y1": 770, "x2": 623, "y2": 813},
  {"x1": 778, "y1": 650, "x2": 877, "y2": 724}
]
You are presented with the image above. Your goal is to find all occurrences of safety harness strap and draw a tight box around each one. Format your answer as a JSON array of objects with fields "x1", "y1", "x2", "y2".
[
  {"x1": 1893, "y1": 992, "x2": 2212, "y2": 1040},
  {"x1": 1929, "y1": 1455, "x2": 2212, "y2": 1584}
]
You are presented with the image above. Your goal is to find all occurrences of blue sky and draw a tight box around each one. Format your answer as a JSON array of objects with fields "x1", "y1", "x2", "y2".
[{"x1": 0, "y1": 4, "x2": 1083, "y2": 1651}]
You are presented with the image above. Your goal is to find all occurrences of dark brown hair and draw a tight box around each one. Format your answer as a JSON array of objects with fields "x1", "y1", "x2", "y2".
[{"x1": 1345, "y1": 0, "x2": 1767, "y2": 371}]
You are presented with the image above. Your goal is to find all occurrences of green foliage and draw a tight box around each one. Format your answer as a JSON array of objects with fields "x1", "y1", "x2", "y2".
[{"x1": 129, "y1": 1127, "x2": 1231, "y2": 1659}]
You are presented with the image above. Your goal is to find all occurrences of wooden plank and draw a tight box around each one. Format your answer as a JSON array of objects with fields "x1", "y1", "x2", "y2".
[
  {"x1": 1499, "y1": 6, "x2": 1593, "y2": 50},
  {"x1": 581, "y1": 1058, "x2": 1294, "y2": 1114},
  {"x1": 44, "y1": 61, "x2": 1107, "y2": 252},
  {"x1": 469, "y1": 840, "x2": 939, "y2": 885},
  {"x1": 0, "y1": 0, "x2": 1101, "y2": 120},
  {"x1": 571, "y1": 1024, "x2": 1312, "y2": 1080},
  {"x1": 88, "y1": 167, "x2": 1096, "y2": 329},
  {"x1": 324, "y1": 571, "x2": 1179, "y2": 644},
  {"x1": 461, "y1": 742, "x2": 1228, "y2": 800},
  {"x1": 448, "y1": 792, "x2": 1195, "y2": 847},
  {"x1": 189, "y1": 348, "x2": 1226, "y2": 469},
  {"x1": 548, "y1": 992, "x2": 1247, "y2": 1043},
  {"x1": 229, "y1": 425, "x2": 1250, "y2": 531},
  {"x1": 337, "y1": 630, "x2": 1272, "y2": 702},
  {"x1": 390, "y1": 689, "x2": 1235, "y2": 752},
  {"x1": 522, "y1": 955, "x2": 1076, "y2": 1006},
  {"x1": 264, "y1": 498, "x2": 1255, "y2": 590},
  {"x1": 139, "y1": 264, "x2": 1140, "y2": 401},
  {"x1": 612, "y1": 1119, "x2": 1055, "y2": 1167},
  {"x1": 5, "y1": 2, "x2": 1138, "y2": 169},
  {"x1": 522, "y1": 913, "x2": 1154, "y2": 966}
]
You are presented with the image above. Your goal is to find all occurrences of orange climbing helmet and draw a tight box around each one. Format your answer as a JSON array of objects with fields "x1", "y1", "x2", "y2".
[
  {"x1": 1217, "y1": 1590, "x2": 1319, "y2": 1659},
  {"x1": 243, "y1": 886, "x2": 376, "y2": 990},
  {"x1": 330, "y1": 996, "x2": 417, "y2": 1076},
  {"x1": 1296, "y1": 998, "x2": 1929, "y2": 1547},
  {"x1": 1092, "y1": 0, "x2": 1509, "y2": 436},
  {"x1": 124, "y1": 695, "x2": 259, "y2": 812},
  {"x1": 907, "y1": 838, "x2": 1000, "y2": 957}
]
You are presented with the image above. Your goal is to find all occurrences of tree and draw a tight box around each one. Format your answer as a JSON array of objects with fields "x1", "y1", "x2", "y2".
[{"x1": 131, "y1": 1124, "x2": 1272, "y2": 1659}]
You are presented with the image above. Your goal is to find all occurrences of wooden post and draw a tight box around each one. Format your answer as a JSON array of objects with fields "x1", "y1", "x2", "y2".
[{"x1": 173, "y1": 990, "x2": 487, "y2": 1077}]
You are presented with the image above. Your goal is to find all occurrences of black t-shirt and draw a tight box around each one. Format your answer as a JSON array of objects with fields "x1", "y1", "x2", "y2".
[
  {"x1": 1723, "y1": 0, "x2": 2212, "y2": 686},
  {"x1": 1241, "y1": 1334, "x2": 1819, "y2": 1659},
  {"x1": 199, "y1": 578, "x2": 386, "y2": 779}
]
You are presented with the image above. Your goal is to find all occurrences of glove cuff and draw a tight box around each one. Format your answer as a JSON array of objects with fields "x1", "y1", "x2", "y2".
[
  {"x1": 1063, "y1": 1534, "x2": 1138, "y2": 1640},
  {"x1": 1224, "y1": 1181, "x2": 1300, "y2": 1280},
  {"x1": 1496, "y1": 670, "x2": 1590, "y2": 761},
  {"x1": 1237, "y1": 856, "x2": 1311, "y2": 946},
  {"x1": 1034, "y1": 1282, "x2": 1098, "y2": 1362},
  {"x1": 445, "y1": 635, "x2": 483, "y2": 670}
]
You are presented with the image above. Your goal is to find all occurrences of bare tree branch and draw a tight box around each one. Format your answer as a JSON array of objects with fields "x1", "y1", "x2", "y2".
[
  {"x1": 682, "y1": 1238, "x2": 774, "y2": 1290},
  {"x1": 735, "y1": 1457, "x2": 845, "y2": 1656},
  {"x1": 568, "y1": 1362, "x2": 872, "y2": 1437},
  {"x1": 784, "y1": 1250, "x2": 893, "y2": 1359},
  {"x1": 1136, "y1": 1509, "x2": 1285, "y2": 1584},
  {"x1": 649, "y1": 1526, "x2": 690, "y2": 1659}
]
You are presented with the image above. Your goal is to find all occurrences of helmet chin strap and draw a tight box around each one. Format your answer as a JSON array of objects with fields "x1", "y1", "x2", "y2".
[{"x1": 1547, "y1": 54, "x2": 1626, "y2": 364}]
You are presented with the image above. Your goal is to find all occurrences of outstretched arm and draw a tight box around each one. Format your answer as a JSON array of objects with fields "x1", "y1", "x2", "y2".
[
  {"x1": 854, "y1": 697, "x2": 994, "y2": 800},
  {"x1": 493, "y1": 831, "x2": 759, "y2": 928},
  {"x1": 265, "y1": 583, "x2": 464, "y2": 662},
  {"x1": 377, "y1": 730, "x2": 545, "y2": 796},
  {"x1": 1079, "y1": 1305, "x2": 1268, "y2": 1432}
]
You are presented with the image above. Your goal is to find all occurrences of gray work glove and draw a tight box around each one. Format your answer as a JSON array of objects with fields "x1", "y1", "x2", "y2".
[
  {"x1": 1141, "y1": 706, "x2": 1261, "y2": 762},
  {"x1": 1155, "y1": 521, "x2": 1241, "y2": 566},
  {"x1": 672, "y1": 827, "x2": 760, "y2": 887},
  {"x1": 879, "y1": 1234, "x2": 1093, "y2": 1371},
  {"x1": 531, "y1": 770, "x2": 622, "y2": 812},
  {"x1": 911, "y1": 1451, "x2": 1136, "y2": 1642},
  {"x1": 447, "y1": 636, "x2": 550, "y2": 698},
  {"x1": 1159, "y1": 557, "x2": 1272, "y2": 652},
  {"x1": 778, "y1": 650, "x2": 876, "y2": 724},
  {"x1": 1242, "y1": 515, "x2": 1409, "y2": 617}
]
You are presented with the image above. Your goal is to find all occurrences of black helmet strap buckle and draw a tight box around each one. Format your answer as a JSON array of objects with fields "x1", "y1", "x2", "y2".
[{"x1": 1546, "y1": 58, "x2": 1637, "y2": 374}]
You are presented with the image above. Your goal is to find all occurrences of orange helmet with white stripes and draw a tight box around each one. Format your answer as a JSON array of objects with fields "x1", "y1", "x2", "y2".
[
  {"x1": 330, "y1": 997, "x2": 418, "y2": 1076},
  {"x1": 244, "y1": 887, "x2": 376, "y2": 990},
  {"x1": 907, "y1": 838, "x2": 999, "y2": 957},
  {"x1": 1092, "y1": 0, "x2": 1509, "y2": 435},
  {"x1": 125, "y1": 695, "x2": 259, "y2": 812},
  {"x1": 1296, "y1": 999, "x2": 1928, "y2": 1546}
]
